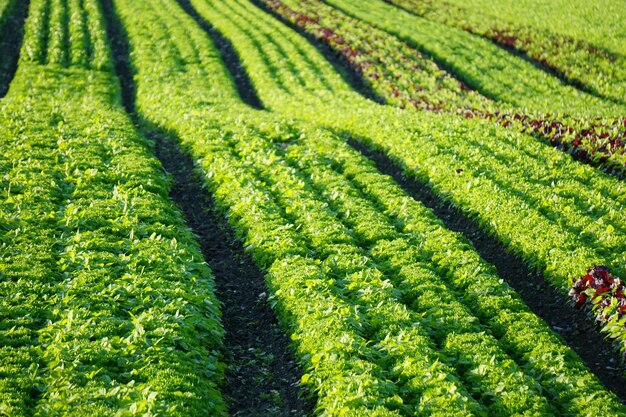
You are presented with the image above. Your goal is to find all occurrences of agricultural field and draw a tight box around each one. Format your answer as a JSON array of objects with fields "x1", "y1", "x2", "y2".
[{"x1": 1, "y1": 0, "x2": 625, "y2": 416}]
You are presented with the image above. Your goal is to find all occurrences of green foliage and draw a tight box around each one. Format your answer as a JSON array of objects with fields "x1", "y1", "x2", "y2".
[
  {"x1": 388, "y1": 0, "x2": 626, "y2": 107},
  {"x1": 21, "y1": 0, "x2": 111, "y2": 70},
  {"x1": 323, "y1": 0, "x2": 623, "y2": 117},
  {"x1": 116, "y1": 0, "x2": 481, "y2": 413},
  {"x1": 4, "y1": 0, "x2": 626, "y2": 414},
  {"x1": 414, "y1": 0, "x2": 626, "y2": 58},
  {"x1": 267, "y1": 0, "x2": 494, "y2": 113},
  {"x1": 116, "y1": 0, "x2": 626, "y2": 414},
  {"x1": 0, "y1": 0, "x2": 225, "y2": 414},
  {"x1": 193, "y1": 0, "x2": 626, "y2": 275},
  {"x1": 264, "y1": 0, "x2": 626, "y2": 176},
  {"x1": 193, "y1": 0, "x2": 626, "y2": 357}
]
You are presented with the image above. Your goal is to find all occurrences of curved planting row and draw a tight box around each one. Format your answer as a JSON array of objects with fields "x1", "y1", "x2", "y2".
[
  {"x1": 112, "y1": 0, "x2": 626, "y2": 414},
  {"x1": 0, "y1": 0, "x2": 224, "y2": 414},
  {"x1": 262, "y1": 0, "x2": 493, "y2": 113},
  {"x1": 2, "y1": 0, "x2": 625, "y2": 414},
  {"x1": 21, "y1": 0, "x2": 110, "y2": 70},
  {"x1": 261, "y1": 0, "x2": 626, "y2": 177},
  {"x1": 115, "y1": 0, "x2": 430, "y2": 413},
  {"x1": 321, "y1": 0, "x2": 623, "y2": 118},
  {"x1": 423, "y1": 0, "x2": 626, "y2": 57},
  {"x1": 386, "y1": 0, "x2": 626, "y2": 107},
  {"x1": 186, "y1": 0, "x2": 626, "y2": 363}
]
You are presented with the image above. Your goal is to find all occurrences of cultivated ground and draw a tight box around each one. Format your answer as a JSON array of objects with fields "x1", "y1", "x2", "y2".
[{"x1": 1, "y1": 0, "x2": 626, "y2": 416}]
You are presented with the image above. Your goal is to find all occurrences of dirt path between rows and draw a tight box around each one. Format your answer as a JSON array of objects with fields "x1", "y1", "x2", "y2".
[{"x1": 99, "y1": 0, "x2": 315, "y2": 414}]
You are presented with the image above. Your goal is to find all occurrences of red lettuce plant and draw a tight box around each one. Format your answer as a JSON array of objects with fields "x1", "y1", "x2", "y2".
[{"x1": 570, "y1": 266, "x2": 626, "y2": 324}]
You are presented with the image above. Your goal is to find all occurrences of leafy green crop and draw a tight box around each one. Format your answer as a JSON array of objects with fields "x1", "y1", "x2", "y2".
[
  {"x1": 387, "y1": 0, "x2": 626, "y2": 107},
  {"x1": 413, "y1": 0, "x2": 626, "y2": 58},
  {"x1": 112, "y1": 0, "x2": 626, "y2": 414},
  {"x1": 265, "y1": 0, "x2": 495, "y2": 113},
  {"x1": 190, "y1": 0, "x2": 626, "y2": 327},
  {"x1": 3, "y1": 0, "x2": 626, "y2": 414},
  {"x1": 322, "y1": 0, "x2": 623, "y2": 118},
  {"x1": 262, "y1": 0, "x2": 626, "y2": 177},
  {"x1": 0, "y1": 0, "x2": 225, "y2": 414}
]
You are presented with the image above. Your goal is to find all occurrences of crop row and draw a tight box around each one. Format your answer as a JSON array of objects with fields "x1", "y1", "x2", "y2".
[
  {"x1": 115, "y1": 0, "x2": 421, "y2": 413},
  {"x1": 322, "y1": 0, "x2": 622, "y2": 118},
  {"x1": 386, "y1": 0, "x2": 626, "y2": 107},
  {"x1": 0, "y1": 0, "x2": 224, "y2": 414},
  {"x1": 262, "y1": 0, "x2": 494, "y2": 113},
  {"x1": 3, "y1": 0, "x2": 625, "y2": 414},
  {"x1": 187, "y1": 0, "x2": 626, "y2": 359},
  {"x1": 382, "y1": 0, "x2": 626, "y2": 169},
  {"x1": 22, "y1": 0, "x2": 110, "y2": 70},
  {"x1": 427, "y1": 0, "x2": 626, "y2": 56},
  {"x1": 113, "y1": 0, "x2": 626, "y2": 414},
  {"x1": 330, "y1": 0, "x2": 626, "y2": 173},
  {"x1": 206, "y1": 0, "x2": 623, "y2": 282},
  {"x1": 261, "y1": 0, "x2": 626, "y2": 177}
]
